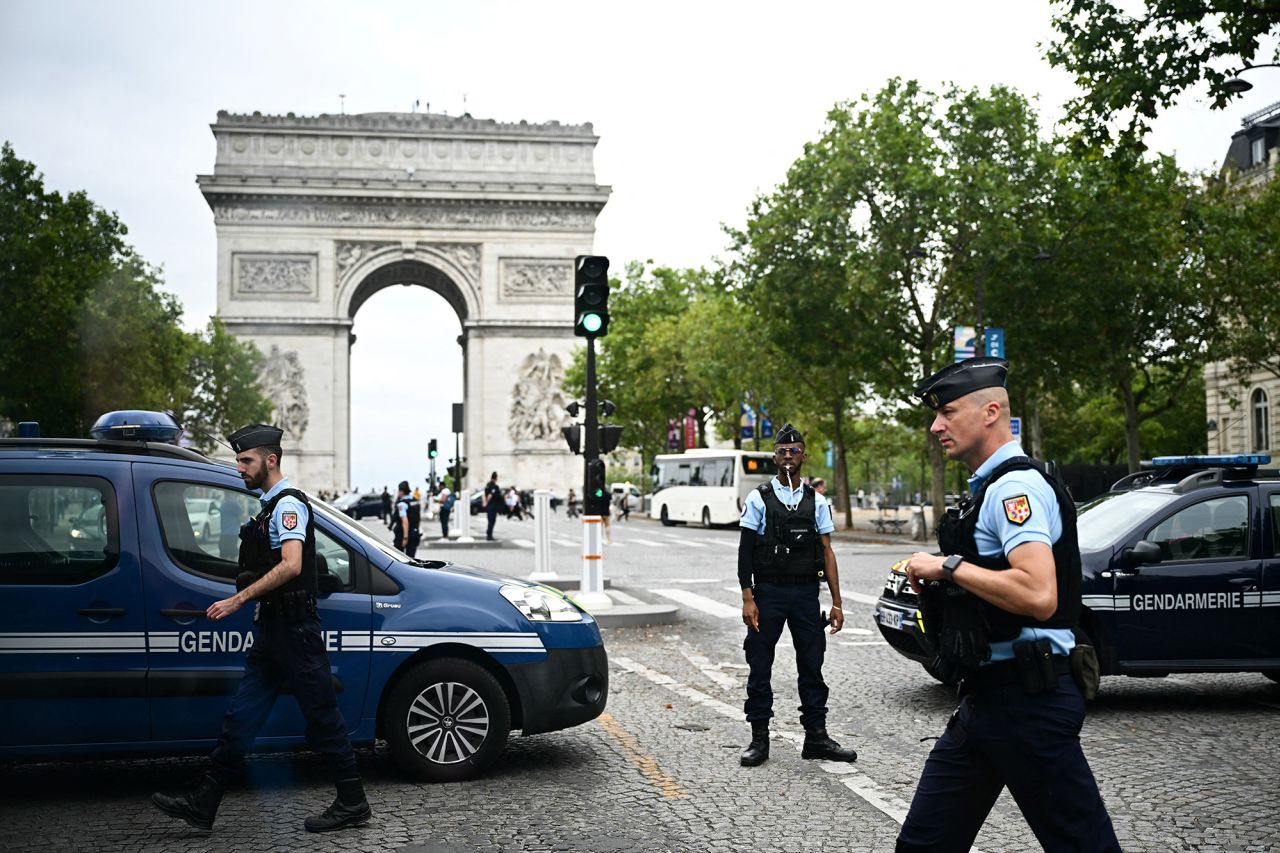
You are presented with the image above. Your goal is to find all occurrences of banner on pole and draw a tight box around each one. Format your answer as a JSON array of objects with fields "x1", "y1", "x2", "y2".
[
  {"x1": 954, "y1": 326, "x2": 977, "y2": 362},
  {"x1": 684, "y1": 408, "x2": 697, "y2": 449}
]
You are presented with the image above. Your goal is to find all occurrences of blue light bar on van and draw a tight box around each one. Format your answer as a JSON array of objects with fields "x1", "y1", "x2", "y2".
[
  {"x1": 89, "y1": 410, "x2": 183, "y2": 443},
  {"x1": 1150, "y1": 454, "x2": 1271, "y2": 467}
]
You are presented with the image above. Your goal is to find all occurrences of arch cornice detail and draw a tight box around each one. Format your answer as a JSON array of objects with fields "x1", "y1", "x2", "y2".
[{"x1": 335, "y1": 242, "x2": 481, "y2": 321}]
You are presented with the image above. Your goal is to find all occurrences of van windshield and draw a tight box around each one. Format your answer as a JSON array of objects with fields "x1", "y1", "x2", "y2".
[
  {"x1": 1076, "y1": 490, "x2": 1176, "y2": 551},
  {"x1": 313, "y1": 500, "x2": 414, "y2": 564}
]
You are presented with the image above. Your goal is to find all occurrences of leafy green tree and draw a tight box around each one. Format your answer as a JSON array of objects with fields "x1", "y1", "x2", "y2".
[
  {"x1": 1046, "y1": 0, "x2": 1280, "y2": 148},
  {"x1": 736, "y1": 80, "x2": 1055, "y2": 523},
  {"x1": 1209, "y1": 174, "x2": 1280, "y2": 384},
  {"x1": 0, "y1": 142, "x2": 271, "y2": 445}
]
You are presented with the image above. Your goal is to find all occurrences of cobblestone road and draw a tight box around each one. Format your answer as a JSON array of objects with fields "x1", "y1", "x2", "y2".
[{"x1": 2, "y1": 513, "x2": 1277, "y2": 852}]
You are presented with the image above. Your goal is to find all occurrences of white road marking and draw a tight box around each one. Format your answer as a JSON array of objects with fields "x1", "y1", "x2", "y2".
[
  {"x1": 679, "y1": 649, "x2": 742, "y2": 690},
  {"x1": 843, "y1": 591, "x2": 882, "y2": 607},
  {"x1": 706, "y1": 538, "x2": 738, "y2": 548},
  {"x1": 511, "y1": 538, "x2": 535, "y2": 548},
  {"x1": 665, "y1": 578, "x2": 721, "y2": 585},
  {"x1": 612, "y1": 656, "x2": 922, "y2": 835},
  {"x1": 651, "y1": 589, "x2": 741, "y2": 619},
  {"x1": 628, "y1": 537, "x2": 669, "y2": 548},
  {"x1": 552, "y1": 537, "x2": 579, "y2": 547},
  {"x1": 839, "y1": 641, "x2": 890, "y2": 647},
  {"x1": 847, "y1": 628, "x2": 874, "y2": 636}
]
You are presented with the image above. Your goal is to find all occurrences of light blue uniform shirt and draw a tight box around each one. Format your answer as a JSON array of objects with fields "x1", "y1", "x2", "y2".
[
  {"x1": 968, "y1": 440, "x2": 1074, "y2": 662},
  {"x1": 740, "y1": 478, "x2": 835, "y2": 535},
  {"x1": 396, "y1": 497, "x2": 410, "y2": 519},
  {"x1": 260, "y1": 478, "x2": 309, "y2": 549}
]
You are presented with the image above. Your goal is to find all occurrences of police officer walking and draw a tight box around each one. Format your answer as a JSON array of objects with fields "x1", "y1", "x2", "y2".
[
  {"x1": 483, "y1": 471, "x2": 502, "y2": 541},
  {"x1": 392, "y1": 479, "x2": 421, "y2": 557},
  {"x1": 896, "y1": 358, "x2": 1119, "y2": 852},
  {"x1": 738, "y1": 424, "x2": 857, "y2": 767},
  {"x1": 151, "y1": 424, "x2": 372, "y2": 834}
]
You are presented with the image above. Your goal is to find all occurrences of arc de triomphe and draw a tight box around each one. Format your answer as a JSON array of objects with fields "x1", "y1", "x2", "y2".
[{"x1": 199, "y1": 110, "x2": 609, "y2": 493}]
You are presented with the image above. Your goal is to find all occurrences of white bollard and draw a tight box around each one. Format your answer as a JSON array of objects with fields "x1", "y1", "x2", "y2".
[
  {"x1": 455, "y1": 490, "x2": 476, "y2": 543},
  {"x1": 576, "y1": 515, "x2": 612, "y2": 611},
  {"x1": 529, "y1": 490, "x2": 555, "y2": 581}
]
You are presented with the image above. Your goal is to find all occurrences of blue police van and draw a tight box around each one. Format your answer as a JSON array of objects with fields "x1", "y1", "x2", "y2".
[
  {"x1": 0, "y1": 412, "x2": 608, "y2": 781},
  {"x1": 874, "y1": 455, "x2": 1280, "y2": 690}
]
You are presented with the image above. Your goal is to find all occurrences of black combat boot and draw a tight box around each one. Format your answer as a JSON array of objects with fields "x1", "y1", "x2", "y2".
[
  {"x1": 304, "y1": 777, "x2": 372, "y2": 832},
  {"x1": 801, "y1": 728, "x2": 857, "y2": 762},
  {"x1": 740, "y1": 723, "x2": 770, "y2": 767},
  {"x1": 151, "y1": 772, "x2": 224, "y2": 831}
]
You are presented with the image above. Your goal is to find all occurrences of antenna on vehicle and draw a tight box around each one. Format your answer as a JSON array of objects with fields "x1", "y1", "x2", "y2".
[{"x1": 177, "y1": 418, "x2": 236, "y2": 454}]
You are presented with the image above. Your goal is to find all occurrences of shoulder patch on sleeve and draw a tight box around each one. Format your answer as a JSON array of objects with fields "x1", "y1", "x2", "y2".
[
  {"x1": 1003, "y1": 494, "x2": 1032, "y2": 526},
  {"x1": 281, "y1": 511, "x2": 298, "y2": 530}
]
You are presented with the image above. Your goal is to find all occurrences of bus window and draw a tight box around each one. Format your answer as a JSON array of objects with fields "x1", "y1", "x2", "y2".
[{"x1": 742, "y1": 456, "x2": 778, "y2": 477}]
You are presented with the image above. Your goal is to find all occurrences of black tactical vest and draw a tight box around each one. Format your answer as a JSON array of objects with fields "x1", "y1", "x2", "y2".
[
  {"x1": 396, "y1": 496, "x2": 421, "y2": 532},
  {"x1": 238, "y1": 487, "x2": 317, "y2": 599},
  {"x1": 752, "y1": 482, "x2": 826, "y2": 579},
  {"x1": 936, "y1": 456, "x2": 1080, "y2": 640}
]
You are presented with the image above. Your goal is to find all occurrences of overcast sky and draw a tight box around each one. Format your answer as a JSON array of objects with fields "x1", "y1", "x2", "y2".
[{"x1": 2, "y1": 1, "x2": 1275, "y2": 491}]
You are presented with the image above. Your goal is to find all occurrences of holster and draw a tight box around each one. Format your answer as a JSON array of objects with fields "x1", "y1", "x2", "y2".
[
  {"x1": 1012, "y1": 638, "x2": 1058, "y2": 694},
  {"x1": 918, "y1": 580, "x2": 991, "y2": 682},
  {"x1": 1069, "y1": 642, "x2": 1101, "y2": 700},
  {"x1": 259, "y1": 589, "x2": 317, "y2": 624}
]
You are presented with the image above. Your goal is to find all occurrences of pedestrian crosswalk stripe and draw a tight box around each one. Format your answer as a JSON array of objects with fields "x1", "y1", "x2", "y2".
[
  {"x1": 842, "y1": 591, "x2": 880, "y2": 607},
  {"x1": 651, "y1": 589, "x2": 740, "y2": 619},
  {"x1": 627, "y1": 538, "x2": 668, "y2": 548},
  {"x1": 552, "y1": 537, "x2": 578, "y2": 547},
  {"x1": 511, "y1": 538, "x2": 535, "y2": 548}
]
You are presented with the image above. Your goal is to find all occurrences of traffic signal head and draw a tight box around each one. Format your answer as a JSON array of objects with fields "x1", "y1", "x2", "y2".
[
  {"x1": 585, "y1": 458, "x2": 609, "y2": 515},
  {"x1": 428, "y1": 439, "x2": 438, "y2": 459},
  {"x1": 561, "y1": 424, "x2": 582, "y2": 455},
  {"x1": 574, "y1": 255, "x2": 610, "y2": 338},
  {"x1": 599, "y1": 424, "x2": 623, "y2": 454}
]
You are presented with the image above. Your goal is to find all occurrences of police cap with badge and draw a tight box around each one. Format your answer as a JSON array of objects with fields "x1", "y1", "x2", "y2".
[
  {"x1": 229, "y1": 424, "x2": 284, "y2": 454},
  {"x1": 913, "y1": 357, "x2": 1009, "y2": 410},
  {"x1": 773, "y1": 423, "x2": 805, "y2": 446}
]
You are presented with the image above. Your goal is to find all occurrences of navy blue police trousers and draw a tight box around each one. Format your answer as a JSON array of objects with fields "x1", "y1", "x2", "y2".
[
  {"x1": 743, "y1": 580, "x2": 828, "y2": 730},
  {"x1": 209, "y1": 614, "x2": 358, "y2": 784},
  {"x1": 896, "y1": 673, "x2": 1120, "y2": 853}
]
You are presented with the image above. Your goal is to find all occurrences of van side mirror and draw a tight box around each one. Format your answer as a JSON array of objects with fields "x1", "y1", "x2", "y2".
[{"x1": 1124, "y1": 539, "x2": 1162, "y2": 568}]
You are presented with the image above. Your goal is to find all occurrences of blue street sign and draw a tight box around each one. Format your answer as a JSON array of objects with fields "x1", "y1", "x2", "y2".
[
  {"x1": 740, "y1": 401, "x2": 754, "y2": 440},
  {"x1": 985, "y1": 328, "x2": 1005, "y2": 358},
  {"x1": 1010, "y1": 416, "x2": 1022, "y2": 438},
  {"x1": 825, "y1": 442, "x2": 834, "y2": 468},
  {"x1": 954, "y1": 326, "x2": 976, "y2": 362}
]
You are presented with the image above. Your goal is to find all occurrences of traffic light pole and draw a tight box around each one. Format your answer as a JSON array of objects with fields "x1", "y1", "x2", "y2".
[{"x1": 578, "y1": 336, "x2": 610, "y2": 611}]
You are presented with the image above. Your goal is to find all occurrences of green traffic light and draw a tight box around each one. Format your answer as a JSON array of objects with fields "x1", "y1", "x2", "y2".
[
  {"x1": 581, "y1": 313, "x2": 603, "y2": 334},
  {"x1": 594, "y1": 489, "x2": 603, "y2": 497}
]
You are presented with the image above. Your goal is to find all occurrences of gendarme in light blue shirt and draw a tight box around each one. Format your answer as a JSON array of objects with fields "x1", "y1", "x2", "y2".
[
  {"x1": 259, "y1": 478, "x2": 309, "y2": 549},
  {"x1": 968, "y1": 440, "x2": 1075, "y2": 662},
  {"x1": 740, "y1": 478, "x2": 835, "y2": 535}
]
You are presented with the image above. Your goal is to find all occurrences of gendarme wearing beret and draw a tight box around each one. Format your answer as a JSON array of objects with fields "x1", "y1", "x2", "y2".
[{"x1": 913, "y1": 357, "x2": 1009, "y2": 410}]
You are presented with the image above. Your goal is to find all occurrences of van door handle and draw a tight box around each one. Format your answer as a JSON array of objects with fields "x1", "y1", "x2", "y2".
[
  {"x1": 159, "y1": 608, "x2": 207, "y2": 619},
  {"x1": 78, "y1": 607, "x2": 126, "y2": 618}
]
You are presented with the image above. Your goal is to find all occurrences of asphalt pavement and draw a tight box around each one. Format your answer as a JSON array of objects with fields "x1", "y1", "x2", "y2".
[{"x1": 2, "y1": 511, "x2": 1277, "y2": 852}]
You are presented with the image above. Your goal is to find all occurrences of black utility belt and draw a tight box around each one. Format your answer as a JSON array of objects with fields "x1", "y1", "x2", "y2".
[
  {"x1": 753, "y1": 574, "x2": 823, "y2": 585},
  {"x1": 257, "y1": 589, "x2": 317, "y2": 623},
  {"x1": 963, "y1": 642, "x2": 1070, "y2": 693}
]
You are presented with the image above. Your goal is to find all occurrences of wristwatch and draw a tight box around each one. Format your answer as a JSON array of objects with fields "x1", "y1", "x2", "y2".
[{"x1": 941, "y1": 554, "x2": 963, "y2": 583}]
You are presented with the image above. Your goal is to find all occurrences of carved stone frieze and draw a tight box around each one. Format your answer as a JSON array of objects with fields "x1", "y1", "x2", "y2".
[
  {"x1": 499, "y1": 258, "x2": 572, "y2": 300},
  {"x1": 335, "y1": 241, "x2": 397, "y2": 279},
  {"x1": 509, "y1": 349, "x2": 567, "y2": 444},
  {"x1": 233, "y1": 254, "x2": 317, "y2": 299},
  {"x1": 213, "y1": 202, "x2": 597, "y2": 231},
  {"x1": 420, "y1": 243, "x2": 481, "y2": 283},
  {"x1": 259, "y1": 345, "x2": 310, "y2": 441}
]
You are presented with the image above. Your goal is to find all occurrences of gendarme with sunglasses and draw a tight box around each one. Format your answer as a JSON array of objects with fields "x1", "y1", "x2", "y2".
[
  {"x1": 895, "y1": 358, "x2": 1119, "y2": 853},
  {"x1": 736, "y1": 424, "x2": 857, "y2": 768}
]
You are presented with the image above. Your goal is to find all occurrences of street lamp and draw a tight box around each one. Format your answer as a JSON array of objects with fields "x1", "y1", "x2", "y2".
[{"x1": 1222, "y1": 63, "x2": 1280, "y2": 94}]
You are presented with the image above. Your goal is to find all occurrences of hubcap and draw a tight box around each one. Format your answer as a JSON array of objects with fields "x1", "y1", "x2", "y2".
[{"x1": 405, "y1": 681, "x2": 490, "y2": 764}]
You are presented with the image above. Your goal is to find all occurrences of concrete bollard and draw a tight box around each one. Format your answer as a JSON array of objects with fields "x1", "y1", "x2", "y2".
[
  {"x1": 455, "y1": 491, "x2": 475, "y2": 543},
  {"x1": 576, "y1": 515, "x2": 611, "y2": 611},
  {"x1": 529, "y1": 490, "x2": 555, "y2": 581}
]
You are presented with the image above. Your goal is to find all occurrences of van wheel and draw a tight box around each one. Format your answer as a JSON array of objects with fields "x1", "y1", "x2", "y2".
[
  {"x1": 660, "y1": 506, "x2": 674, "y2": 527},
  {"x1": 384, "y1": 658, "x2": 510, "y2": 783},
  {"x1": 701, "y1": 507, "x2": 712, "y2": 528}
]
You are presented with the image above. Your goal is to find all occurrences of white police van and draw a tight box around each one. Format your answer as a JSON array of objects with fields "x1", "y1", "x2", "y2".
[
  {"x1": 0, "y1": 412, "x2": 608, "y2": 781},
  {"x1": 874, "y1": 454, "x2": 1280, "y2": 690}
]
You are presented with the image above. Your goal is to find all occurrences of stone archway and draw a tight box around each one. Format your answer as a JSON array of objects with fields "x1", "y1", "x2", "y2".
[{"x1": 200, "y1": 110, "x2": 610, "y2": 493}]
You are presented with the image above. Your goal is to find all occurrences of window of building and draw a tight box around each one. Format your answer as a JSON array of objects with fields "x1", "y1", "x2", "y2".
[
  {"x1": 1252, "y1": 136, "x2": 1267, "y2": 167},
  {"x1": 1252, "y1": 388, "x2": 1271, "y2": 452},
  {"x1": 0, "y1": 476, "x2": 119, "y2": 585}
]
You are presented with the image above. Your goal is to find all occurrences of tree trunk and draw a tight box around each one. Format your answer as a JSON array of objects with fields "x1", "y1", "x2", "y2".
[
  {"x1": 832, "y1": 402, "x2": 853, "y2": 529},
  {"x1": 928, "y1": 428, "x2": 947, "y2": 528},
  {"x1": 1030, "y1": 398, "x2": 1043, "y2": 459},
  {"x1": 1120, "y1": 373, "x2": 1142, "y2": 473}
]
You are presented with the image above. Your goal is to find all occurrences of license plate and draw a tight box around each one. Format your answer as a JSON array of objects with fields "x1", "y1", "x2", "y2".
[{"x1": 877, "y1": 608, "x2": 903, "y2": 631}]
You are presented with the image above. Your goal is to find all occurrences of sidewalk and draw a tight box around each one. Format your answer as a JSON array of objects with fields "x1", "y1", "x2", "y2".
[{"x1": 827, "y1": 506, "x2": 929, "y2": 544}]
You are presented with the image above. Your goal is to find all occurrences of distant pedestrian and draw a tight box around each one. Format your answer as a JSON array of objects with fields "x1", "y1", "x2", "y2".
[
  {"x1": 412, "y1": 486, "x2": 421, "y2": 502},
  {"x1": 435, "y1": 482, "x2": 454, "y2": 539},
  {"x1": 505, "y1": 486, "x2": 523, "y2": 520},
  {"x1": 150, "y1": 423, "x2": 371, "y2": 833},
  {"x1": 616, "y1": 489, "x2": 631, "y2": 522},
  {"x1": 811, "y1": 477, "x2": 827, "y2": 497},
  {"x1": 379, "y1": 486, "x2": 391, "y2": 521},
  {"x1": 566, "y1": 488, "x2": 579, "y2": 518},
  {"x1": 483, "y1": 471, "x2": 502, "y2": 541},
  {"x1": 392, "y1": 480, "x2": 421, "y2": 558},
  {"x1": 856, "y1": 488, "x2": 865, "y2": 509}
]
